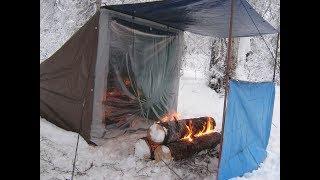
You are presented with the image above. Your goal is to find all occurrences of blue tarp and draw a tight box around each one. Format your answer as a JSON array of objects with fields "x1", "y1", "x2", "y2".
[
  {"x1": 218, "y1": 80, "x2": 275, "y2": 180},
  {"x1": 104, "y1": 0, "x2": 277, "y2": 37}
]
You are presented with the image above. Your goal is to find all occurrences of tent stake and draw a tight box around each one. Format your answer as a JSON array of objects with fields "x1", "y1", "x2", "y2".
[{"x1": 217, "y1": 0, "x2": 235, "y2": 177}]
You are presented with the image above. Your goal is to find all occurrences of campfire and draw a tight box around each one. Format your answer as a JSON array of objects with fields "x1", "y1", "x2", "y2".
[
  {"x1": 103, "y1": 70, "x2": 222, "y2": 161},
  {"x1": 134, "y1": 114, "x2": 221, "y2": 162},
  {"x1": 181, "y1": 119, "x2": 215, "y2": 142},
  {"x1": 180, "y1": 122, "x2": 194, "y2": 142}
]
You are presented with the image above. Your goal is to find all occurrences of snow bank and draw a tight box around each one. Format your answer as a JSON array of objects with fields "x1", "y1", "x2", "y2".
[{"x1": 177, "y1": 77, "x2": 224, "y2": 131}]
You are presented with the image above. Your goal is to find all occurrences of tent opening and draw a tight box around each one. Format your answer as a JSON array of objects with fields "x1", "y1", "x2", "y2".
[{"x1": 90, "y1": 10, "x2": 184, "y2": 142}]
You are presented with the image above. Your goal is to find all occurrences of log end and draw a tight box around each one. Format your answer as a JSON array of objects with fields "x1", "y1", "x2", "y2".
[
  {"x1": 154, "y1": 145, "x2": 173, "y2": 163},
  {"x1": 148, "y1": 123, "x2": 166, "y2": 144},
  {"x1": 134, "y1": 138, "x2": 151, "y2": 159}
]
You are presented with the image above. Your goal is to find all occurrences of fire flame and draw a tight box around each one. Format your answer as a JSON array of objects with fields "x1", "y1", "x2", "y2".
[
  {"x1": 160, "y1": 112, "x2": 181, "y2": 122},
  {"x1": 181, "y1": 118, "x2": 215, "y2": 142},
  {"x1": 194, "y1": 118, "x2": 215, "y2": 137},
  {"x1": 180, "y1": 121, "x2": 194, "y2": 142}
]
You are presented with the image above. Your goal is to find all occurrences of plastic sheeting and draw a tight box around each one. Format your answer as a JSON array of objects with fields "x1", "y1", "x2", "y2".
[
  {"x1": 104, "y1": 0, "x2": 277, "y2": 37},
  {"x1": 91, "y1": 9, "x2": 183, "y2": 140},
  {"x1": 218, "y1": 80, "x2": 275, "y2": 180}
]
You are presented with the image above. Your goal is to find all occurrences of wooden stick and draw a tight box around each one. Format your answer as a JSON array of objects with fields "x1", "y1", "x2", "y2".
[
  {"x1": 148, "y1": 117, "x2": 216, "y2": 144},
  {"x1": 154, "y1": 132, "x2": 221, "y2": 161}
]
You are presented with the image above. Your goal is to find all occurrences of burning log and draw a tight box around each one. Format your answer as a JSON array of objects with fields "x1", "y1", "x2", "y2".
[
  {"x1": 134, "y1": 137, "x2": 159, "y2": 160},
  {"x1": 147, "y1": 117, "x2": 216, "y2": 144},
  {"x1": 154, "y1": 132, "x2": 221, "y2": 161}
]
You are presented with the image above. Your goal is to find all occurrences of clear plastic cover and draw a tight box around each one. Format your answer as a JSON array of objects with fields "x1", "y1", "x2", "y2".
[{"x1": 92, "y1": 10, "x2": 183, "y2": 141}]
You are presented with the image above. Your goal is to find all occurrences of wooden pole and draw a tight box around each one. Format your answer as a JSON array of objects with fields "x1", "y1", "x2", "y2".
[{"x1": 217, "y1": 0, "x2": 235, "y2": 176}]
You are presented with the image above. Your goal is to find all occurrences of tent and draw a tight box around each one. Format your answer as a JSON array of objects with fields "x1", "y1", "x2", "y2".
[
  {"x1": 40, "y1": 0, "x2": 277, "y2": 178},
  {"x1": 40, "y1": 10, "x2": 184, "y2": 144}
]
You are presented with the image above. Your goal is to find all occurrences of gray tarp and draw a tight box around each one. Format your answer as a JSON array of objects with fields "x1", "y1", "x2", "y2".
[{"x1": 105, "y1": 0, "x2": 277, "y2": 37}]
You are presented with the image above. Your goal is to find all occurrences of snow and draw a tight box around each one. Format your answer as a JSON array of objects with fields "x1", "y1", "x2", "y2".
[
  {"x1": 134, "y1": 139, "x2": 151, "y2": 159},
  {"x1": 178, "y1": 57, "x2": 224, "y2": 131},
  {"x1": 162, "y1": 146, "x2": 170, "y2": 154},
  {"x1": 181, "y1": 53, "x2": 212, "y2": 79},
  {"x1": 40, "y1": 0, "x2": 96, "y2": 62},
  {"x1": 149, "y1": 123, "x2": 165, "y2": 143},
  {"x1": 235, "y1": 37, "x2": 251, "y2": 80}
]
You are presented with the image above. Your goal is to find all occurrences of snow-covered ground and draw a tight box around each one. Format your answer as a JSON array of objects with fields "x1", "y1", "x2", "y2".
[{"x1": 40, "y1": 53, "x2": 280, "y2": 179}]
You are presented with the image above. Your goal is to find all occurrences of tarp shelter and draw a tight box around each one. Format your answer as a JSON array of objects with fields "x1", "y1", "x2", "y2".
[
  {"x1": 106, "y1": 0, "x2": 277, "y2": 37},
  {"x1": 40, "y1": 0, "x2": 277, "y2": 178}
]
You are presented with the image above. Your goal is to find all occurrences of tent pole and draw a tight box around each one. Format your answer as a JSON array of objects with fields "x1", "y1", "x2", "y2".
[
  {"x1": 217, "y1": 0, "x2": 235, "y2": 176},
  {"x1": 272, "y1": 33, "x2": 280, "y2": 82}
]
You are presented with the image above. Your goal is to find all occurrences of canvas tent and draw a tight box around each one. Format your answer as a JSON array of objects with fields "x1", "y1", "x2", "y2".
[
  {"x1": 40, "y1": 10, "x2": 184, "y2": 144},
  {"x1": 40, "y1": 0, "x2": 277, "y2": 162}
]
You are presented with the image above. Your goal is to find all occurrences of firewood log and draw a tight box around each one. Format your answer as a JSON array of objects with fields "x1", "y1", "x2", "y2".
[
  {"x1": 154, "y1": 132, "x2": 221, "y2": 161},
  {"x1": 147, "y1": 117, "x2": 216, "y2": 144},
  {"x1": 134, "y1": 137, "x2": 159, "y2": 160},
  {"x1": 154, "y1": 145, "x2": 173, "y2": 162}
]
